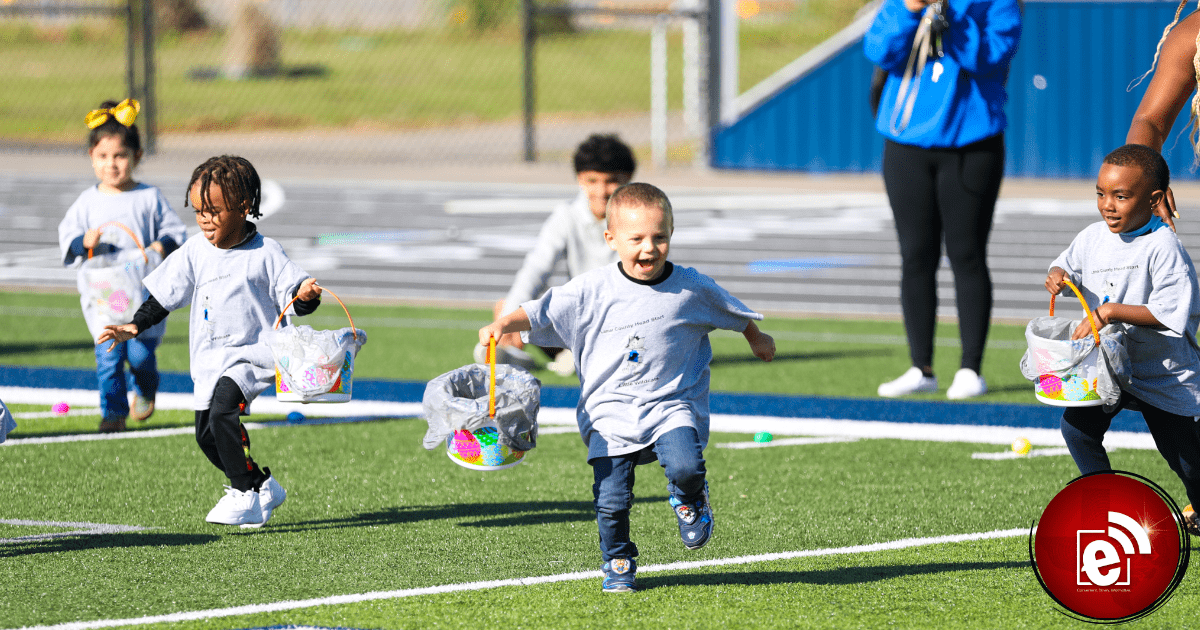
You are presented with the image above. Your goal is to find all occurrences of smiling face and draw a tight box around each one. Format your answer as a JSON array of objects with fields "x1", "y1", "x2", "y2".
[
  {"x1": 577, "y1": 170, "x2": 632, "y2": 221},
  {"x1": 89, "y1": 134, "x2": 140, "y2": 193},
  {"x1": 604, "y1": 202, "x2": 672, "y2": 281},
  {"x1": 190, "y1": 181, "x2": 248, "y2": 249},
  {"x1": 1096, "y1": 163, "x2": 1162, "y2": 234}
]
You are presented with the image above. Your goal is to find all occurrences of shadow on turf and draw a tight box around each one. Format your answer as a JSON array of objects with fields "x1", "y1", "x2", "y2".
[
  {"x1": 634, "y1": 560, "x2": 1030, "y2": 590},
  {"x1": 0, "y1": 532, "x2": 220, "y2": 557},
  {"x1": 243, "y1": 498, "x2": 667, "y2": 534},
  {"x1": 711, "y1": 349, "x2": 887, "y2": 367}
]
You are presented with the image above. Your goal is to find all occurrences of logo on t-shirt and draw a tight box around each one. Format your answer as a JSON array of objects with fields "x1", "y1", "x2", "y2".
[{"x1": 624, "y1": 333, "x2": 645, "y2": 372}]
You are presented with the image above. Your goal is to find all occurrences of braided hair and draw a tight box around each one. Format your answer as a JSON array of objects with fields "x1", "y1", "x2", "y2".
[
  {"x1": 185, "y1": 155, "x2": 262, "y2": 218},
  {"x1": 88, "y1": 99, "x2": 141, "y2": 154}
]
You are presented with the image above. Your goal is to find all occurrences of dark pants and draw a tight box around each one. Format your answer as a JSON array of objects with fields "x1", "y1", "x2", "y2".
[
  {"x1": 882, "y1": 135, "x2": 1005, "y2": 374},
  {"x1": 591, "y1": 426, "x2": 707, "y2": 562},
  {"x1": 1061, "y1": 392, "x2": 1200, "y2": 508},
  {"x1": 195, "y1": 377, "x2": 264, "y2": 492}
]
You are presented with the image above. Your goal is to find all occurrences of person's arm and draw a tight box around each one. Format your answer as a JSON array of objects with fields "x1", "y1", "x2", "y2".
[
  {"x1": 944, "y1": 0, "x2": 1022, "y2": 76},
  {"x1": 742, "y1": 321, "x2": 776, "y2": 362},
  {"x1": 1071, "y1": 303, "x2": 1161, "y2": 341},
  {"x1": 291, "y1": 278, "x2": 322, "y2": 315},
  {"x1": 503, "y1": 206, "x2": 571, "y2": 313},
  {"x1": 863, "y1": 0, "x2": 925, "y2": 71},
  {"x1": 1128, "y1": 11, "x2": 1200, "y2": 152},
  {"x1": 97, "y1": 294, "x2": 170, "y2": 350},
  {"x1": 479, "y1": 307, "x2": 532, "y2": 348}
]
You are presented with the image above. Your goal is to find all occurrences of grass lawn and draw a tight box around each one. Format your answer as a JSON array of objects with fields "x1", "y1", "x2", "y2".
[{"x1": 3, "y1": 0, "x2": 873, "y2": 142}]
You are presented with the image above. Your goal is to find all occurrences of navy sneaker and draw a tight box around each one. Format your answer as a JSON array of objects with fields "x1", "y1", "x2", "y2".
[
  {"x1": 601, "y1": 558, "x2": 637, "y2": 593},
  {"x1": 669, "y1": 483, "x2": 714, "y2": 550}
]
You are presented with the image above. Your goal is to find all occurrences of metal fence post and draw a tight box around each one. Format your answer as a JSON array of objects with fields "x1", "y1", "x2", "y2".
[
  {"x1": 522, "y1": 0, "x2": 536, "y2": 162},
  {"x1": 141, "y1": 0, "x2": 156, "y2": 154},
  {"x1": 703, "y1": 0, "x2": 720, "y2": 167}
]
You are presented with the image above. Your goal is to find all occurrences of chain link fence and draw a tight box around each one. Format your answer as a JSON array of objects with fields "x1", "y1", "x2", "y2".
[{"x1": 3, "y1": 0, "x2": 816, "y2": 167}]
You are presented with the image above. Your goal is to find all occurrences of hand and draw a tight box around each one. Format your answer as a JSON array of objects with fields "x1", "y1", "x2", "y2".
[
  {"x1": 148, "y1": 241, "x2": 165, "y2": 256},
  {"x1": 97, "y1": 323, "x2": 139, "y2": 351},
  {"x1": 750, "y1": 331, "x2": 776, "y2": 362},
  {"x1": 904, "y1": 0, "x2": 935, "y2": 12},
  {"x1": 83, "y1": 229, "x2": 101, "y2": 250},
  {"x1": 1155, "y1": 187, "x2": 1179, "y2": 233},
  {"x1": 297, "y1": 278, "x2": 322, "y2": 301},
  {"x1": 1070, "y1": 307, "x2": 1108, "y2": 341},
  {"x1": 1045, "y1": 267, "x2": 1067, "y2": 295},
  {"x1": 479, "y1": 323, "x2": 505, "y2": 348}
]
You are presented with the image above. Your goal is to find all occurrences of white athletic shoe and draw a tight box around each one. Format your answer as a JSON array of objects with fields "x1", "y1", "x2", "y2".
[
  {"x1": 473, "y1": 343, "x2": 536, "y2": 371},
  {"x1": 241, "y1": 474, "x2": 287, "y2": 529},
  {"x1": 877, "y1": 367, "x2": 938, "y2": 398},
  {"x1": 206, "y1": 486, "x2": 263, "y2": 526},
  {"x1": 946, "y1": 368, "x2": 987, "y2": 400},
  {"x1": 546, "y1": 349, "x2": 575, "y2": 377}
]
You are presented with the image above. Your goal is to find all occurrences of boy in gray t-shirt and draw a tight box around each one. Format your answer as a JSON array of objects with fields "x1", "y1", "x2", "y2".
[
  {"x1": 479, "y1": 183, "x2": 776, "y2": 593},
  {"x1": 100, "y1": 156, "x2": 321, "y2": 529},
  {"x1": 1046, "y1": 144, "x2": 1200, "y2": 533}
]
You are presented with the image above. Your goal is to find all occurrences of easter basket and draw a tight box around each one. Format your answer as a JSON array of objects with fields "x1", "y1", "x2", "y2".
[
  {"x1": 422, "y1": 338, "x2": 540, "y2": 471},
  {"x1": 266, "y1": 286, "x2": 367, "y2": 403},
  {"x1": 77, "y1": 222, "x2": 161, "y2": 341},
  {"x1": 1019, "y1": 279, "x2": 1129, "y2": 408}
]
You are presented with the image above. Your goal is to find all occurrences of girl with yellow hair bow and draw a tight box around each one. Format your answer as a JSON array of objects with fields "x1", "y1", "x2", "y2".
[{"x1": 57, "y1": 98, "x2": 188, "y2": 433}]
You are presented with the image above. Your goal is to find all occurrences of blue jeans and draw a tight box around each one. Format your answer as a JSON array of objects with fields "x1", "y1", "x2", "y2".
[
  {"x1": 591, "y1": 426, "x2": 707, "y2": 562},
  {"x1": 95, "y1": 336, "x2": 159, "y2": 421}
]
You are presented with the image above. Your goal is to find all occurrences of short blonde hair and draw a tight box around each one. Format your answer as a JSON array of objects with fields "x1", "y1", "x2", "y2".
[{"x1": 606, "y1": 182, "x2": 674, "y2": 231}]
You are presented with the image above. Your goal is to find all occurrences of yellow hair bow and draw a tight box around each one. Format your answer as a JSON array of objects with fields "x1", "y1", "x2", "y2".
[{"x1": 85, "y1": 98, "x2": 140, "y2": 129}]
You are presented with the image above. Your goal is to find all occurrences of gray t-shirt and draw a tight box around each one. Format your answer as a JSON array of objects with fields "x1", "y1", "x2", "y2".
[
  {"x1": 523, "y1": 262, "x2": 763, "y2": 461},
  {"x1": 143, "y1": 226, "x2": 311, "y2": 410},
  {"x1": 58, "y1": 184, "x2": 188, "y2": 339},
  {"x1": 1051, "y1": 219, "x2": 1200, "y2": 415}
]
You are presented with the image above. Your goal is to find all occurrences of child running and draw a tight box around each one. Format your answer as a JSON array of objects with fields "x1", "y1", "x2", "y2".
[
  {"x1": 1046, "y1": 143, "x2": 1200, "y2": 533},
  {"x1": 478, "y1": 183, "x2": 776, "y2": 592},
  {"x1": 58, "y1": 98, "x2": 188, "y2": 433},
  {"x1": 99, "y1": 155, "x2": 321, "y2": 527}
]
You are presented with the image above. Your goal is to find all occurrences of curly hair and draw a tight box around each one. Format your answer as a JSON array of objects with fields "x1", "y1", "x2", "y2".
[
  {"x1": 1104, "y1": 144, "x2": 1170, "y2": 193},
  {"x1": 185, "y1": 155, "x2": 262, "y2": 218}
]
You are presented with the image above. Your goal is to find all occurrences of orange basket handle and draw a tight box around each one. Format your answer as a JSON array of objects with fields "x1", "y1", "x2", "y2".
[
  {"x1": 87, "y1": 221, "x2": 148, "y2": 264},
  {"x1": 273, "y1": 284, "x2": 357, "y2": 342},
  {"x1": 1049, "y1": 279, "x2": 1101, "y2": 345},
  {"x1": 488, "y1": 335, "x2": 497, "y2": 420}
]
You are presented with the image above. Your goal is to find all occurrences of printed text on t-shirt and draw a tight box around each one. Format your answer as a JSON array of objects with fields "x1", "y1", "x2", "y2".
[{"x1": 601, "y1": 315, "x2": 665, "y2": 335}]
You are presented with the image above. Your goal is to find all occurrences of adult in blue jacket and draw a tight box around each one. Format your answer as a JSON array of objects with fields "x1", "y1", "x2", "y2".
[{"x1": 864, "y1": 0, "x2": 1021, "y2": 400}]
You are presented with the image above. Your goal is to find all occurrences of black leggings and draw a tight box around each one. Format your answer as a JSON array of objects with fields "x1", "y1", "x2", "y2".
[
  {"x1": 195, "y1": 377, "x2": 265, "y2": 492},
  {"x1": 882, "y1": 135, "x2": 1004, "y2": 374}
]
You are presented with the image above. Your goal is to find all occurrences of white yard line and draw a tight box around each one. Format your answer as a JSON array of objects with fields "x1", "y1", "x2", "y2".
[
  {"x1": 716, "y1": 436, "x2": 860, "y2": 449},
  {"x1": 972, "y1": 447, "x2": 1076, "y2": 460},
  {"x1": 0, "y1": 520, "x2": 151, "y2": 544},
  {"x1": 10, "y1": 527, "x2": 1027, "y2": 630}
]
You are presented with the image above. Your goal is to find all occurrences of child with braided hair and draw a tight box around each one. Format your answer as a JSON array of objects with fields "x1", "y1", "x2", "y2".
[
  {"x1": 99, "y1": 155, "x2": 321, "y2": 527},
  {"x1": 58, "y1": 99, "x2": 188, "y2": 433}
]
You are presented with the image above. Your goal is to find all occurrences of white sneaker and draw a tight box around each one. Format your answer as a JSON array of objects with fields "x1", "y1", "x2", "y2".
[
  {"x1": 946, "y1": 368, "x2": 987, "y2": 400},
  {"x1": 206, "y1": 486, "x2": 263, "y2": 526},
  {"x1": 241, "y1": 474, "x2": 287, "y2": 529},
  {"x1": 474, "y1": 343, "x2": 536, "y2": 371},
  {"x1": 877, "y1": 367, "x2": 938, "y2": 397},
  {"x1": 546, "y1": 349, "x2": 575, "y2": 377}
]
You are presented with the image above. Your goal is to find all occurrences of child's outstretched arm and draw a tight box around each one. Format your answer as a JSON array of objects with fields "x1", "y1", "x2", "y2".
[
  {"x1": 1071, "y1": 303, "x2": 1161, "y2": 340},
  {"x1": 479, "y1": 307, "x2": 532, "y2": 347},
  {"x1": 743, "y1": 321, "x2": 775, "y2": 362},
  {"x1": 97, "y1": 323, "x2": 139, "y2": 350}
]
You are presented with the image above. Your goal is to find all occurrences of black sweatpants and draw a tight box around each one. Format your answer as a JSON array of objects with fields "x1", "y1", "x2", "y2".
[
  {"x1": 882, "y1": 134, "x2": 1005, "y2": 374},
  {"x1": 1062, "y1": 392, "x2": 1200, "y2": 509},
  {"x1": 195, "y1": 377, "x2": 265, "y2": 492}
]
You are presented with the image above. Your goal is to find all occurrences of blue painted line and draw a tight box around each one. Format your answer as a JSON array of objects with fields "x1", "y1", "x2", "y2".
[
  {"x1": 747, "y1": 256, "x2": 872, "y2": 275},
  {"x1": 0, "y1": 364, "x2": 1148, "y2": 433}
]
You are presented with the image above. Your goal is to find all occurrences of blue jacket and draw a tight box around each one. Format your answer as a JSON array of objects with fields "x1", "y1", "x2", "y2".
[{"x1": 864, "y1": 0, "x2": 1021, "y2": 149}]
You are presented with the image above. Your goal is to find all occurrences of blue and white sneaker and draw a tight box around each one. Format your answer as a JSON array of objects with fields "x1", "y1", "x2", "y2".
[
  {"x1": 669, "y1": 483, "x2": 714, "y2": 550},
  {"x1": 601, "y1": 558, "x2": 637, "y2": 593}
]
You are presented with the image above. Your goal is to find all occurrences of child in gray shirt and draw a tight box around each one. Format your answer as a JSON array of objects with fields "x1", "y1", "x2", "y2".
[
  {"x1": 100, "y1": 155, "x2": 321, "y2": 528},
  {"x1": 480, "y1": 183, "x2": 776, "y2": 593},
  {"x1": 1046, "y1": 144, "x2": 1200, "y2": 534}
]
